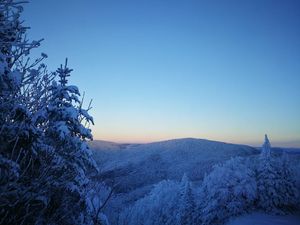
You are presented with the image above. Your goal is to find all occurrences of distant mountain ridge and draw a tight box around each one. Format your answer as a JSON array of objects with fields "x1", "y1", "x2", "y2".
[{"x1": 91, "y1": 138, "x2": 260, "y2": 190}]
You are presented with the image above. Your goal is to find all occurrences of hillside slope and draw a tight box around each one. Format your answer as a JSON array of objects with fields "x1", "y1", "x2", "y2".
[{"x1": 91, "y1": 138, "x2": 259, "y2": 193}]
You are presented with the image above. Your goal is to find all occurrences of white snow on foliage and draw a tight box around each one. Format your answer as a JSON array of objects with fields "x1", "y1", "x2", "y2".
[
  {"x1": 201, "y1": 157, "x2": 257, "y2": 225},
  {"x1": 0, "y1": 1, "x2": 98, "y2": 223}
]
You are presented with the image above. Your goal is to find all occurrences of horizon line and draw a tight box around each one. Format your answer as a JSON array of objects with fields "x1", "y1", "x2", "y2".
[{"x1": 91, "y1": 137, "x2": 300, "y2": 148}]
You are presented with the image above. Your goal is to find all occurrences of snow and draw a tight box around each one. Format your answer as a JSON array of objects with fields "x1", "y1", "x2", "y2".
[
  {"x1": 90, "y1": 138, "x2": 300, "y2": 225},
  {"x1": 91, "y1": 138, "x2": 261, "y2": 224},
  {"x1": 92, "y1": 138, "x2": 259, "y2": 174},
  {"x1": 227, "y1": 213, "x2": 300, "y2": 225}
]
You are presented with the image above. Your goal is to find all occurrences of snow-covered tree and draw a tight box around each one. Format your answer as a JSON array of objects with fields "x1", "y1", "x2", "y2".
[
  {"x1": 46, "y1": 59, "x2": 96, "y2": 186},
  {"x1": 0, "y1": 1, "x2": 51, "y2": 224},
  {"x1": 0, "y1": 0, "x2": 47, "y2": 160},
  {"x1": 256, "y1": 135, "x2": 298, "y2": 213},
  {"x1": 260, "y1": 134, "x2": 271, "y2": 160},
  {"x1": 277, "y1": 152, "x2": 299, "y2": 211},
  {"x1": 256, "y1": 134, "x2": 276, "y2": 213},
  {"x1": 119, "y1": 180, "x2": 181, "y2": 225},
  {"x1": 177, "y1": 173, "x2": 198, "y2": 225},
  {"x1": 0, "y1": 1, "x2": 101, "y2": 224},
  {"x1": 119, "y1": 176, "x2": 200, "y2": 225},
  {"x1": 201, "y1": 157, "x2": 257, "y2": 225},
  {"x1": 36, "y1": 60, "x2": 99, "y2": 224}
]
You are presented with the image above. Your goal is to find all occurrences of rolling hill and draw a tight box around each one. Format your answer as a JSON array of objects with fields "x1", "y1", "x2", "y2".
[{"x1": 91, "y1": 138, "x2": 260, "y2": 192}]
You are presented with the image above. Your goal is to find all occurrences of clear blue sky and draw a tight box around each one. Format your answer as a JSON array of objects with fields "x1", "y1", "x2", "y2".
[{"x1": 23, "y1": 0, "x2": 300, "y2": 147}]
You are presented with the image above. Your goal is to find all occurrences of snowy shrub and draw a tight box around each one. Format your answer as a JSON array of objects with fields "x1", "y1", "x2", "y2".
[
  {"x1": 119, "y1": 180, "x2": 181, "y2": 225},
  {"x1": 86, "y1": 181, "x2": 112, "y2": 225},
  {"x1": 119, "y1": 175, "x2": 198, "y2": 225},
  {"x1": 256, "y1": 135, "x2": 298, "y2": 214},
  {"x1": 201, "y1": 157, "x2": 257, "y2": 225}
]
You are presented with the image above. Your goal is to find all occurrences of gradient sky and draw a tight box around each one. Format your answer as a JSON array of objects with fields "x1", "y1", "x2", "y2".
[{"x1": 23, "y1": 0, "x2": 300, "y2": 147}]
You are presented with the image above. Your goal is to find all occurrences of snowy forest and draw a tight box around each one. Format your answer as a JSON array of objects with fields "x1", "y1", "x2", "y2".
[
  {"x1": 107, "y1": 135, "x2": 300, "y2": 225},
  {"x1": 1, "y1": 1, "x2": 300, "y2": 225}
]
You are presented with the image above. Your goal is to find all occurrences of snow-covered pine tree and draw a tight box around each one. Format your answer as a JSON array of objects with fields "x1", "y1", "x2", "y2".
[
  {"x1": 42, "y1": 59, "x2": 98, "y2": 224},
  {"x1": 260, "y1": 134, "x2": 271, "y2": 160},
  {"x1": 256, "y1": 135, "x2": 298, "y2": 213},
  {"x1": 256, "y1": 134, "x2": 276, "y2": 213},
  {"x1": 177, "y1": 173, "x2": 198, "y2": 225},
  {"x1": 257, "y1": 134, "x2": 281, "y2": 212}
]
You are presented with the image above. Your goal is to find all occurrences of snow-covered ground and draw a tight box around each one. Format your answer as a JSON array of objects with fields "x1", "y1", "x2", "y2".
[{"x1": 227, "y1": 213, "x2": 300, "y2": 225}]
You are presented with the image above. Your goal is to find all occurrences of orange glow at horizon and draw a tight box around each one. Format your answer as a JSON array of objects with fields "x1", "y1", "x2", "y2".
[{"x1": 92, "y1": 130, "x2": 300, "y2": 147}]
